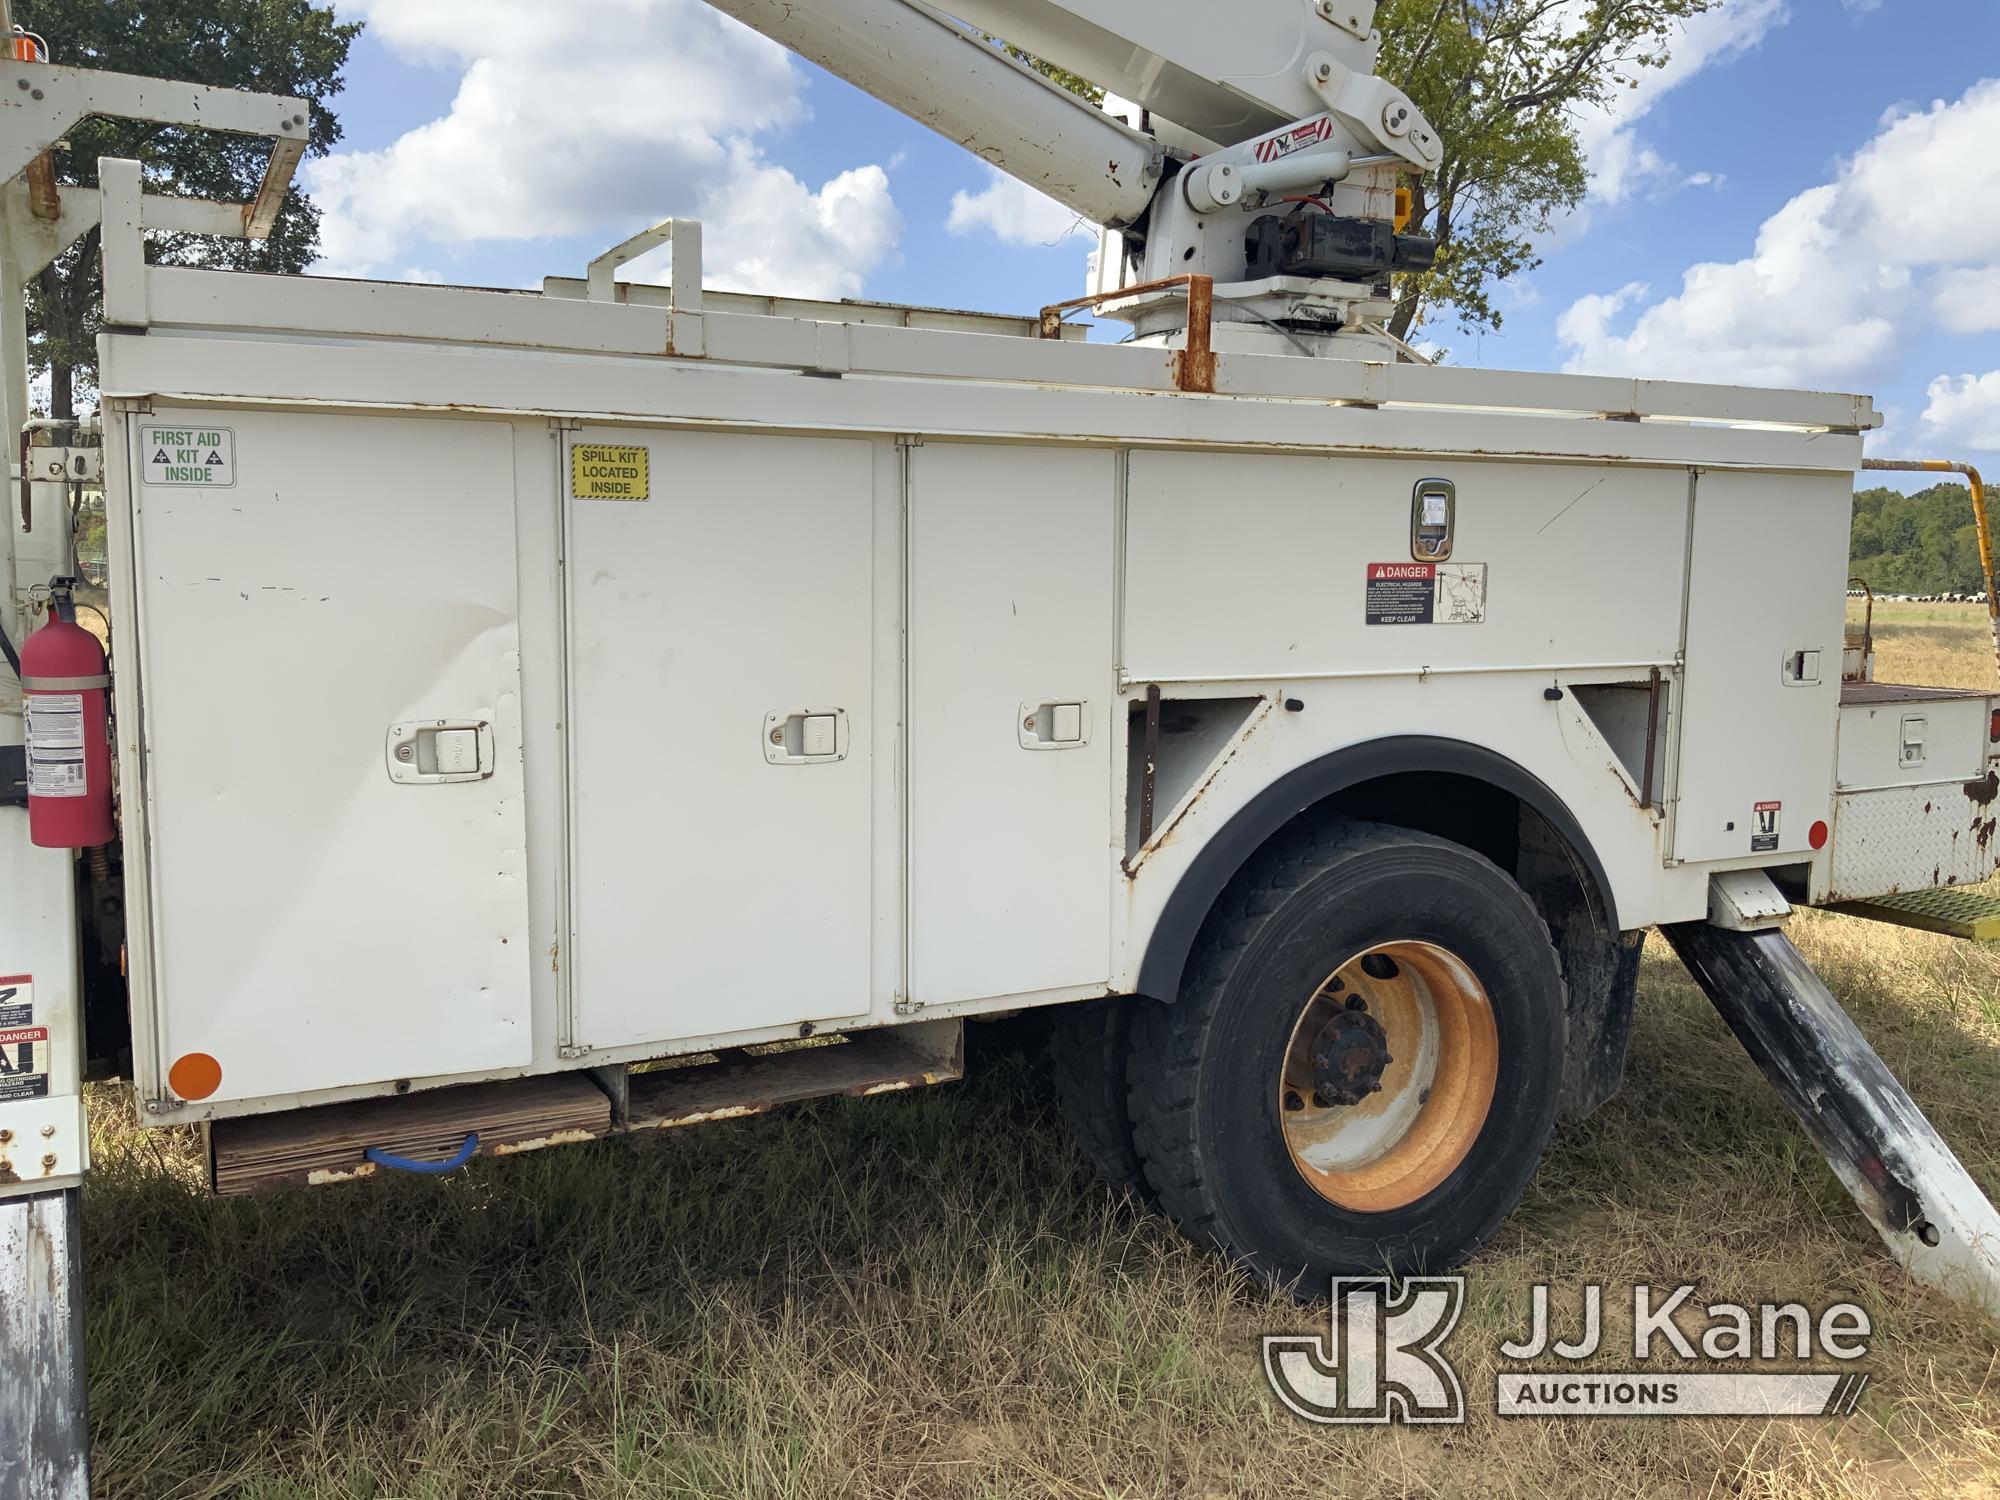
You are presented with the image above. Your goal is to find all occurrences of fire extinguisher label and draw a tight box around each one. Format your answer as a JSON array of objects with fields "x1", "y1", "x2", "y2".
[
  {"x1": 0, "y1": 975, "x2": 48, "y2": 1102},
  {"x1": 25, "y1": 692, "x2": 87, "y2": 798}
]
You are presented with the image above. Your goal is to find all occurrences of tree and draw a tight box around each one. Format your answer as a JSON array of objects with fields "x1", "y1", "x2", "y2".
[
  {"x1": 1374, "y1": 0, "x2": 1715, "y2": 341},
  {"x1": 1849, "y1": 484, "x2": 1987, "y2": 596},
  {"x1": 17, "y1": 0, "x2": 358, "y2": 419}
]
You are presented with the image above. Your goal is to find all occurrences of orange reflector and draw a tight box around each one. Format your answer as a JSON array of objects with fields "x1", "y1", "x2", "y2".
[
  {"x1": 1394, "y1": 186, "x2": 1413, "y2": 233},
  {"x1": 11, "y1": 37, "x2": 36, "y2": 62},
  {"x1": 168, "y1": 1052, "x2": 223, "y2": 1101}
]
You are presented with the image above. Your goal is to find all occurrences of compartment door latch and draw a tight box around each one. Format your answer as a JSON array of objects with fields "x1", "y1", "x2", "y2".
[
  {"x1": 387, "y1": 720, "x2": 494, "y2": 784},
  {"x1": 766, "y1": 708, "x2": 849, "y2": 765}
]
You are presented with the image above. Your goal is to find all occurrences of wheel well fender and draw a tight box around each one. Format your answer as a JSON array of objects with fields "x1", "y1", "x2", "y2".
[{"x1": 1133, "y1": 735, "x2": 1620, "y2": 1003}]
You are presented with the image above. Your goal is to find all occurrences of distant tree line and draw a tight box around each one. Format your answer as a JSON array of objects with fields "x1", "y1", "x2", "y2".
[{"x1": 1850, "y1": 484, "x2": 1988, "y2": 595}]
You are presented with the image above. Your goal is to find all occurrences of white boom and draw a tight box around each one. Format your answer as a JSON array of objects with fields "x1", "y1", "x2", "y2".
[
  {"x1": 928, "y1": 0, "x2": 1392, "y2": 147},
  {"x1": 706, "y1": 0, "x2": 1441, "y2": 348},
  {"x1": 704, "y1": 0, "x2": 1164, "y2": 228}
]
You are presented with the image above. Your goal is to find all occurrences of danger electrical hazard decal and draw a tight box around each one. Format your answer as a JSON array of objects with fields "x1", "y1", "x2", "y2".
[
  {"x1": 0, "y1": 974, "x2": 48, "y2": 1103},
  {"x1": 140, "y1": 425, "x2": 235, "y2": 488},
  {"x1": 571, "y1": 444, "x2": 650, "y2": 501},
  {"x1": 1365, "y1": 562, "x2": 1488, "y2": 625},
  {"x1": 1752, "y1": 801, "x2": 1782, "y2": 853},
  {"x1": 1254, "y1": 116, "x2": 1335, "y2": 163}
]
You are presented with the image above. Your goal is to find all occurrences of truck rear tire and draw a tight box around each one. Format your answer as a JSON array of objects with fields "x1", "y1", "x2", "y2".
[
  {"x1": 1127, "y1": 818, "x2": 1566, "y2": 1291},
  {"x1": 1048, "y1": 997, "x2": 1153, "y2": 1205}
]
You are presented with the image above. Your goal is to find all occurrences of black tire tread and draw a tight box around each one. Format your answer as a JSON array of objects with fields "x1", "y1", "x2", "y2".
[
  {"x1": 1125, "y1": 814, "x2": 1566, "y2": 1265},
  {"x1": 1048, "y1": 997, "x2": 1152, "y2": 1203}
]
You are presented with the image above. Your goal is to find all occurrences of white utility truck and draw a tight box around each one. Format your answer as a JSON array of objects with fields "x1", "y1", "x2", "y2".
[{"x1": 5, "y1": 1, "x2": 2000, "y2": 1489}]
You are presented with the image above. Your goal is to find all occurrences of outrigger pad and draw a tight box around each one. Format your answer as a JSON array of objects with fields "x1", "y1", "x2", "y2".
[{"x1": 1663, "y1": 921, "x2": 2000, "y2": 1318}]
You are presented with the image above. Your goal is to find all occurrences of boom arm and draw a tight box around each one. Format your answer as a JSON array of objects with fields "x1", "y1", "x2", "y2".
[
  {"x1": 924, "y1": 0, "x2": 1385, "y2": 148},
  {"x1": 705, "y1": 0, "x2": 1441, "y2": 351},
  {"x1": 704, "y1": 0, "x2": 1165, "y2": 229}
]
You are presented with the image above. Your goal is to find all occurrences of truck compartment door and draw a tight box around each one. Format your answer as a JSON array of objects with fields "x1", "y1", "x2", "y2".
[
  {"x1": 907, "y1": 443, "x2": 1116, "y2": 1006},
  {"x1": 1672, "y1": 471, "x2": 1849, "y2": 864},
  {"x1": 564, "y1": 430, "x2": 876, "y2": 1049},
  {"x1": 127, "y1": 410, "x2": 532, "y2": 1105}
]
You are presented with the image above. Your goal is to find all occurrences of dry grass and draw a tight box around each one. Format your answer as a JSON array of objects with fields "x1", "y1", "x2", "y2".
[
  {"x1": 82, "y1": 601, "x2": 2000, "y2": 1499},
  {"x1": 1852, "y1": 598, "x2": 1999, "y2": 692}
]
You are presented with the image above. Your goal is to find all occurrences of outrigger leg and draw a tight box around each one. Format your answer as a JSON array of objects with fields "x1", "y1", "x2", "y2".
[
  {"x1": 1664, "y1": 921, "x2": 2000, "y2": 1318},
  {"x1": 0, "y1": 1187, "x2": 90, "y2": 1500}
]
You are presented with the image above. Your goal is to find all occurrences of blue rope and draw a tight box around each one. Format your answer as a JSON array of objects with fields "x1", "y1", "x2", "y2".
[{"x1": 363, "y1": 1132, "x2": 479, "y2": 1176}]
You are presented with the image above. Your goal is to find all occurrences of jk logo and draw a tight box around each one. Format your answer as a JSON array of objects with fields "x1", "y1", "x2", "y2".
[{"x1": 1262, "y1": 1277, "x2": 1467, "y2": 1425}]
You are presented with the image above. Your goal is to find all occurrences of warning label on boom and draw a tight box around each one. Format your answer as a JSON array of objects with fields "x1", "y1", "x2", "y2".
[
  {"x1": 0, "y1": 974, "x2": 47, "y2": 1102},
  {"x1": 1365, "y1": 562, "x2": 1488, "y2": 625},
  {"x1": 571, "y1": 444, "x2": 650, "y2": 501},
  {"x1": 141, "y1": 425, "x2": 235, "y2": 488}
]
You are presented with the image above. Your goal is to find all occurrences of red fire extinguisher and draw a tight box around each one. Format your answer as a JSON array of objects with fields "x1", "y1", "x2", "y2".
[{"x1": 21, "y1": 576, "x2": 114, "y2": 849}]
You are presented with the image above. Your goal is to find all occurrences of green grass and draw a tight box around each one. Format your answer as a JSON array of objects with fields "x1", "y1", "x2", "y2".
[{"x1": 78, "y1": 600, "x2": 2000, "y2": 1499}]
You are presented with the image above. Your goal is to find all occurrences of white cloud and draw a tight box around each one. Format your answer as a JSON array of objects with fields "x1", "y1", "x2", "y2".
[
  {"x1": 635, "y1": 155, "x2": 903, "y2": 299},
  {"x1": 1921, "y1": 373, "x2": 2000, "y2": 452},
  {"x1": 1933, "y1": 267, "x2": 2000, "y2": 334},
  {"x1": 306, "y1": 0, "x2": 902, "y2": 298},
  {"x1": 1558, "y1": 79, "x2": 2000, "y2": 390},
  {"x1": 946, "y1": 166, "x2": 1094, "y2": 247},
  {"x1": 1574, "y1": 0, "x2": 1789, "y2": 205},
  {"x1": 1842, "y1": 0, "x2": 1882, "y2": 12}
]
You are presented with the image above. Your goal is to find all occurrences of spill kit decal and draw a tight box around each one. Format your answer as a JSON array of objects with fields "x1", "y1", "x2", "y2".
[
  {"x1": 1366, "y1": 562, "x2": 1488, "y2": 625},
  {"x1": 571, "y1": 444, "x2": 651, "y2": 501},
  {"x1": 0, "y1": 974, "x2": 47, "y2": 1102}
]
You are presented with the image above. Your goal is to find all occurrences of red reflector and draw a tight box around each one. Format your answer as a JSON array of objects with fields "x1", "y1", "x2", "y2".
[
  {"x1": 1809, "y1": 820, "x2": 1829, "y2": 851},
  {"x1": 1989, "y1": 708, "x2": 2000, "y2": 742}
]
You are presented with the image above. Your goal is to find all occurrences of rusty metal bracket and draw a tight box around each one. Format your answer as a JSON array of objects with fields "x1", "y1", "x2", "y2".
[
  {"x1": 1863, "y1": 458, "x2": 1996, "y2": 678},
  {"x1": 1847, "y1": 576, "x2": 1875, "y2": 680},
  {"x1": 1138, "y1": 683, "x2": 1163, "y2": 847},
  {"x1": 1640, "y1": 666, "x2": 1662, "y2": 814},
  {"x1": 1039, "y1": 274, "x2": 1217, "y2": 394}
]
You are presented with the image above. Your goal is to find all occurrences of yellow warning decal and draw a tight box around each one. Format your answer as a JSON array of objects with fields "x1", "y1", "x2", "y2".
[{"x1": 571, "y1": 444, "x2": 650, "y2": 501}]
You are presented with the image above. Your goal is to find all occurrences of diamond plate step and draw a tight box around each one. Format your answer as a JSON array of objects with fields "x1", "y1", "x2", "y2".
[{"x1": 1831, "y1": 887, "x2": 2000, "y2": 941}]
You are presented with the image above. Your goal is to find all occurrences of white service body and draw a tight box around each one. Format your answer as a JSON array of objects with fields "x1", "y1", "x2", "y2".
[{"x1": 88, "y1": 238, "x2": 1993, "y2": 1124}]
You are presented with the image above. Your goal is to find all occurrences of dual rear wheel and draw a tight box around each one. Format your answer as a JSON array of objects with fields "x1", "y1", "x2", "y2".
[{"x1": 1053, "y1": 818, "x2": 1567, "y2": 1287}]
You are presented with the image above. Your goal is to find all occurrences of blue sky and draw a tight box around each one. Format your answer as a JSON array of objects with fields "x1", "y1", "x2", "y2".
[{"x1": 308, "y1": 0, "x2": 2000, "y2": 474}]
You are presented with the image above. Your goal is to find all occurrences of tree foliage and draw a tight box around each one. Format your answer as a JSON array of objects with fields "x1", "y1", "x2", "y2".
[
  {"x1": 17, "y1": 0, "x2": 358, "y2": 417},
  {"x1": 1850, "y1": 485, "x2": 1991, "y2": 596},
  {"x1": 1374, "y1": 0, "x2": 1714, "y2": 340},
  {"x1": 1000, "y1": 42, "x2": 1104, "y2": 106}
]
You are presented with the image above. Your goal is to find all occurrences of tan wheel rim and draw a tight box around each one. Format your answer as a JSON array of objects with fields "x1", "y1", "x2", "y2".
[{"x1": 1278, "y1": 941, "x2": 1500, "y2": 1214}]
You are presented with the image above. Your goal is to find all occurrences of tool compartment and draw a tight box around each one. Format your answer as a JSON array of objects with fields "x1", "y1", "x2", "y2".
[{"x1": 1826, "y1": 681, "x2": 2000, "y2": 901}]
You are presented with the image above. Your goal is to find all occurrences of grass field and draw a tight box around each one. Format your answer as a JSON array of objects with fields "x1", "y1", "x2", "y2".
[{"x1": 81, "y1": 601, "x2": 2000, "y2": 1499}]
